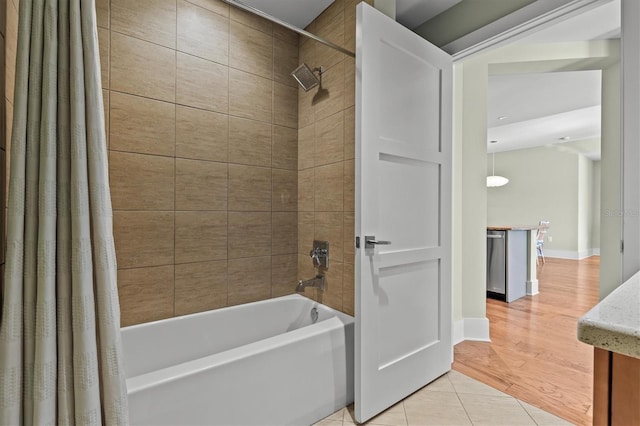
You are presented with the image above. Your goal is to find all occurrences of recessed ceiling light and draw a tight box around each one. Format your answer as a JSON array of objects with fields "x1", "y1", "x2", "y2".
[
  {"x1": 560, "y1": 136, "x2": 571, "y2": 141},
  {"x1": 498, "y1": 116, "x2": 508, "y2": 120},
  {"x1": 489, "y1": 140, "x2": 498, "y2": 144}
]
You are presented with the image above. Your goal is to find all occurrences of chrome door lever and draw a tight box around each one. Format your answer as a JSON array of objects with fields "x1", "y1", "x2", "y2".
[{"x1": 365, "y1": 235, "x2": 391, "y2": 249}]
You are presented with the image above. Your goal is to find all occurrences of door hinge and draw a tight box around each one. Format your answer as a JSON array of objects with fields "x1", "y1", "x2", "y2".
[
  {"x1": 355, "y1": 236, "x2": 360, "y2": 249},
  {"x1": 621, "y1": 240, "x2": 624, "y2": 253}
]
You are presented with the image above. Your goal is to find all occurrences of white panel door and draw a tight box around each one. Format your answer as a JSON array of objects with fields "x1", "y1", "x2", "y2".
[{"x1": 354, "y1": 3, "x2": 453, "y2": 423}]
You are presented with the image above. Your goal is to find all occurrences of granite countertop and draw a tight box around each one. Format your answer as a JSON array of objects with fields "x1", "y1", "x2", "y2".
[
  {"x1": 487, "y1": 225, "x2": 539, "y2": 231},
  {"x1": 577, "y1": 272, "x2": 640, "y2": 359}
]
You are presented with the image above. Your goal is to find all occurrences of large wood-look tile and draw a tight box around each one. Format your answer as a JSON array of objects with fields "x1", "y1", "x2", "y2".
[
  {"x1": 113, "y1": 211, "x2": 174, "y2": 269},
  {"x1": 177, "y1": 0, "x2": 229, "y2": 65},
  {"x1": 176, "y1": 106, "x2": 228, "y2": 162},
  {"x1": 228, "y1": 116, "x2": 272, "y2": 167},
  {"x1": 315, "y1": 111, "x2": 344, "y2": 166},
  {"x1": 321, "y1": 260, "x2": 343, "y2": 312},
  {"x1": 298, "y1": 169, "x2": 314, "y2": 212},
  {"x1": 175, "y1": 158, "x2": 228, "y2": 210},
  {"x1": 297, "y1": 253, "x2": 318, "y2": 301},
  {"x1": 344, "y1": 105, "x2": 355, "y2": 160},
  {"x1": 298, "y1": 124, "x2": 315, "y2": 170},
  {"x1": 272, "y1": 169, "x2": 297, "y2": 212},
  {"x1": 272, "y1": 125, "x2": 298, "y2": 170},
  {"x1": 184, "y1": 0, "x2": 229, "y2": 17},
  {"x1": 176, "y1": 52, "x2": 229, "y2": 113},
  {"x1": 273, "y1": 82, "x2": 298, "y2": 129},
  {"x1": 315, "y1": 211, "x2": 344, "y2": 262},
  {"x1": 297, "y1": 81, "x2": 315, "y2": 130},
  {"x1": 228, "y1": 164, "x2": 271, "y2": 211},
  {"x1": 343, "y1": 160, "x2": 355, "y2": 212},
  {"x1": 272, "y1": 212, "x2": 297, "y2": 255},
  {"x1": 229, "y1": 20, "x2": 273, "y2": 79},
  {"x1": 110, "y1": 32, "x2": 176, "y2": 103},
  {"x1": 342, "y1": 262, "x2": 354, "y2": 315},
  {"x1": 344, "y1": 0, "x2": 357, "y2": 52},
  {"x1": 111, "y1": 0, "x2": 176, "y2": 48},
  {"x1": 316, "y1": 7, "x2": 345, "y2": 71},
  {"x1": 228, "y1": 211, "x2": 271, "y2": 258},
  {"x1": 315, "y1": 162, "x2": 343, "y2": 212},
  {"x1": 96, "y1": 0, "x2": 110, "y2": 28},
  {"x1": 175, "y1": 260, "x2": 228, "y2": 315},
  {"x1": 175, "y1": 211, "x2": 228, "y2": 263},
  {"x1": 118, "y1": 265, "x2": 174, "y2": 326},
  {"x1": 97, "y1": 27, "x2": 109, "y2": 89},
  {"x1": 454, "y1": 257, "x2": 600, "y2": 426},
  {"x1": 109, "y1": 92, "x2": 175, "y2": 157},
  {"x1": 298, "y1": 212, "x2": 314, "y2": 255},
  {"x1": 228, "y1": 256, "x2": 271, "y2": 306},
  {"x1": 229, "y1": 6, "x2": 272, "y2": 34},
  {"x1": 273, "y1": 25, "x2": 298, "y2": 46},
  {"x1": 271, "y1": 254, "x2": 297, "y2": 297},
  {"x1": 109, "y1": 151, "x2": 174, "y2": 210},
  {"x1": 343, "y1": 212, "x2": 355, "y2": 263},
  {"x1": 229, "y1": 69, "x2": 272, "y2": 123},
  {"x1": 344, "y1": 56, "x2": 355, "y2": 108},
  {"x1": 274, "y1": 39, "x2": 299, "y2": 88},
  {"x1": 102, "y1": 91, "x2": 109, "y2": 149},
  {"x1": 315, "y1": 61, "x2": 345, "y2": 122}
]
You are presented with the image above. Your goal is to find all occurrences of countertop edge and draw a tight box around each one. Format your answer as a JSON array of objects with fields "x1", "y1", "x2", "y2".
[
  {"x1": 577, "y1": 320, "x2": 640, "y2": 359},
  {"x1": 577, "y1": 272, "x2": 640, "y2": 359}
]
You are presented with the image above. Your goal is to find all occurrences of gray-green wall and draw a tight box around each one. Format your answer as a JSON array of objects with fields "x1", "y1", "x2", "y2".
[{"x1": 487, "y1": 147, "x2": 600, "y2": 258}]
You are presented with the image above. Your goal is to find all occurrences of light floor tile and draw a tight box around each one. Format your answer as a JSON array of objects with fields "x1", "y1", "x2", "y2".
[
  {"x1": 448, "y1": 369, "x2": 508, "y2": 396},
  {"x1": 345, "y1": 402, "x2": 407, "y2": 426},
  {"x1": 404, "y1": 390, "x2": 471, "y2": 426},
  {"x1": 418, "y1": 374, "x2": 456, "y2": 393},
  {"x1": 457, "y1": 393, "x2": 536, "y2": 426},
  {"x1": 316, "y1": 371, "x2": 567, "y2": 426},
  {"x1": 519, "y1": 401, "x2": 573, "y2": 425}
]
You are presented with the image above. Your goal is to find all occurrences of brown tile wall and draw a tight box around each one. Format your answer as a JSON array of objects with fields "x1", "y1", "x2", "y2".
[
  {"x1": 97, "y1": 0, "x2": 300, "y2": 326},
  {"x1": 1, "y1": 0, "x2": 367, "y2": 324},
  {"x1": 296, "y1": 0, "x2": 371, "y2": 315}
]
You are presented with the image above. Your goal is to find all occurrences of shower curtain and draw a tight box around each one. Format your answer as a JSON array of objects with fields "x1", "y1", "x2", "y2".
[{"x1": 0, "y1": 0, "x2": 129, "y2": 424}]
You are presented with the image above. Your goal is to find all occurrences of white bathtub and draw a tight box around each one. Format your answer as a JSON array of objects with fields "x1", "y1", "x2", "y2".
[{"x1": 122, "y1": 294, "x2": 354, "y2": 425}]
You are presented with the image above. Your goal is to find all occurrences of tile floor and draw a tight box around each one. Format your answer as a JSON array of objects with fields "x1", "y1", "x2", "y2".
[{"x1": 314, "y1": 370, "x2": 572, "y2": 426}]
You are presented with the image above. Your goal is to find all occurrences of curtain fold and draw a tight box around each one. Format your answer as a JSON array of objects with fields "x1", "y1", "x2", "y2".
[{"x1": 0, "y1": 0, "x2": 129, "y2": 424}]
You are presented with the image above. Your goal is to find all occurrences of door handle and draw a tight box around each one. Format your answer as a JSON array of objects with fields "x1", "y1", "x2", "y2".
[{"x1": 365, "y1": 235, "x2": 392, "y2": 248}]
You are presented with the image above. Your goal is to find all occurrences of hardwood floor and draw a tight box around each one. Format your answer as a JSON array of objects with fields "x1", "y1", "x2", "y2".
[{"x1": 453, "y1": 257, "x2": 601, "y2": 426}]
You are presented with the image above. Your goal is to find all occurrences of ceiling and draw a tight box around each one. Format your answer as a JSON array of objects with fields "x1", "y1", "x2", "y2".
[
  {"x1": 241, "y1": 0, "x2": 620, "y2": 161},
  {"x1": 487, "y1": 0, "x2": 620, "y2": 159}
]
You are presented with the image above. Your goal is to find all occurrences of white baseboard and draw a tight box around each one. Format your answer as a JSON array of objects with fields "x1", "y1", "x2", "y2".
[
  {"x1": 544, "y1": 248, "x2": 600, "y2": 260},
  {"x1": 526, "y1": 279, "x2": 539, "y2": 296},
  {"x1": 453, "y1": 317, "x2": 491, "y2": 345}
]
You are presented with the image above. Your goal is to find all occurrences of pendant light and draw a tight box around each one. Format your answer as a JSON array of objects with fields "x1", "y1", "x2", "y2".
[{"x1": 487, "y1": 152, "x2": 509, "y2": 187}]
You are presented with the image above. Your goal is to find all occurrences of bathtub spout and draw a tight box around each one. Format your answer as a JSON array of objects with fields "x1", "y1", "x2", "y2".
[{"x1": 296, "y1": 275, "x2": 325, "y2": 293}]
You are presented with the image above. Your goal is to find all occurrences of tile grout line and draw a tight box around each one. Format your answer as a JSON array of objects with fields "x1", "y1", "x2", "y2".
[{"x1": 516, "y1": 398, "x2": 541, "y2": 426}]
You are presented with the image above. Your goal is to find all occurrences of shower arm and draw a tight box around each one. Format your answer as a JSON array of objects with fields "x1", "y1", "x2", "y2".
[{"x1": 220, "y1": 0, "x2": 356, "y2": 58}]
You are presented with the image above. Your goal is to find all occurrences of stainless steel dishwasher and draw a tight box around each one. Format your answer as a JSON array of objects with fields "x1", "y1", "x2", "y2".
[
  {"x1": 487, "y1": 230, "x2": 527, "y2": 302},
  {"x1": 487, "y1": 231, "x2": 507, "y2": 299}
]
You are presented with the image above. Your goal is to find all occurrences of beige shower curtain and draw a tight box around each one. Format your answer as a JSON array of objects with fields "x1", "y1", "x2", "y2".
[{"x1": 0, "y1": 0, "x2": 129, "y2": 424}]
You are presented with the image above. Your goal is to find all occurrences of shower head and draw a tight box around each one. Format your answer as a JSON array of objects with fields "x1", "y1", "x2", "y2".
[{"x1": 291, "y1": 63, "x2": 321, "y2": 92}]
